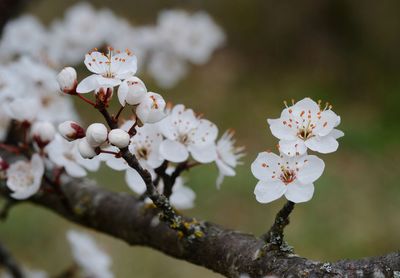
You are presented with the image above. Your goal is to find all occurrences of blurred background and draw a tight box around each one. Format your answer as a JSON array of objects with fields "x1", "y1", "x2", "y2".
[{"x1": 1, "y1": 0, "x2": 400, "y2": 277}]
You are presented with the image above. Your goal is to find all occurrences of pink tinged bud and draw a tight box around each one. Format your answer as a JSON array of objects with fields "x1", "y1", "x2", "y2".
[
  {"x1": 78, "y1": 138, "x2": 97, "y2": 159},
  {"x1": 58, "y1": 121, "x2": 85, "y2": 141},
  {"x1": 57, "y1": 67, "x2": 77, "y2": 94},
  {"x1": 108, "y1": 129, "x2": 130, "y2": 148},
  {"x1": 31, "y1": 121, "x2": 56, "y2": 148},
  {"x1": 136, "y1": 92, "x2": 166, "y2": 124},
  {"x1": 86, "y1": 123, "x2": 108, "y2": 147}
]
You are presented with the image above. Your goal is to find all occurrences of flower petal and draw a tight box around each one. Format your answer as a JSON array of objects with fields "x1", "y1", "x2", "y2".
[
  {"x1": 188, "y1": 143, "x2": 217, "y2": 163},
  {"x1": 305, "y1": 136, "x2": 339, "y2": 154},
  {"x1": 278, "y1": 139, "x2": 307, "y2": 156},
  {"x1": 159, "y1": 140, "x2": 188, "y2": 163},
  {"x1": 329, "y1": 129, "x2": 344, "y2": 139},
  {"x1": 268, "y1": 119, "x2": 297, "y2": 141},
  {"x1": 76, "y1": 74, "x2": 99, "y2": 93},
  {"x1": 216, "y1": 159, "x2": 235, "y2": 176},
  {"x1": 125, "y1": 168, "x2": 146, "y2": 194},
  {"x1": 64, "y1": 162, "x2": 87, "y2": 178},
  {"x1": 254, "y1": 180, "x2": 286, "y2": 204},
  {"x1": 297, "y1": 155, "x2": 325, "y2": 184},
  {"x1": 117, "y1": 81, "x2": 128, "y2": 106},
  {"x1": 285, "y1": 182, "x2": 314, "y2": 203},
  {"x1": 251, "y1": 152, "x2": 281, "y2": 181}
]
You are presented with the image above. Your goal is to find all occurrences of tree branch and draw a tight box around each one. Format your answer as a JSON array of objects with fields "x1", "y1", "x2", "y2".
[{"x1": 1, "y1": 170, "x2": 399, "y2": 277}]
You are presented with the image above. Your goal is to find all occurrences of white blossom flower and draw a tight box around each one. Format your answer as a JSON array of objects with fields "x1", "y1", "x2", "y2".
[
  {"x1": 86, "y1": 123, "x2": 108, "y2": 147},
  {"x1": 31, "y1": 121, "x2": 56, "y2": 147},
  {"x1": 125, "y1": 124, "x2": 164, "y2": 194},
  {"x1": 159, "y1": 104, "x2": 218, "y2": 163},
  {"x1": 117, "y1": 76, "x2": 147, "y2": 106},
  {"x1": 78, "y1": 138, "x2": 97, "y2": 159},
  {"x1": 57, "y1": 67, "x2": 77, "y2": 94},
  {"x1": 147, "y1": 51, "x2": 188, "y2": 88},
  {"x1": 76, "y1": 49, "x2": 137, "y2": 93},
  {"x1": 268, "y1": 98, "x2": 343, "y2": 156},
  {"x1": 0, "y1": 15, "x2": 47, "y2": 61},
  {"x1": 66, "y1": 230, "x2": 113, "y2": 278},
  {"x1": 58, "y1": 121, "x2": 85, "y2": 141},
  {"x1": 9, "y1": 56, "x2": 77, "y2": 124},
  {"x1": 6, "y1": 154, "x2": 44, "y2": 200},
  {"x1": 108, "y1": 129, "x2": 130, "y2": 148},
  {"x1": 46, "y1": 135, "x2": 100, "y2": 178},
  {"x1": 6, "y1": 98, "x2": 39, "y2": 123},
  {"x1": 136, "y1": 92, "x2": 166, "y2": 124},
  {"x1": 251, "y1": 152, "x2": 325, "y2": 203},
  {"x1": 169, "y1": 181, "x2": 196, "y2": 210},
  {"x1": 157, "y1": 10, "x2": 225, "y2": 65},
  {"x1": 215, "y1": 130, "x2": 245, "y2": 189}
]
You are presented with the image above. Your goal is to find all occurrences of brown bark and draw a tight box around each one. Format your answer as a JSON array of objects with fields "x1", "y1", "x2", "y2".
[{"x1": 1, "y1": 173, "x2": 398, "y2": 278}]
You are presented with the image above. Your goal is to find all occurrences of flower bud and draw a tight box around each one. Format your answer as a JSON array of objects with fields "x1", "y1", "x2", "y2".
[
  {"x1": 108, "y1": 129, "x2": 130, "y2": 148},
  {"x1": 31, "y1": 121, "x2": 56, "y2": 148},
  {"x1": 117, "y1": 77, "x2": 147, "y2": 106},
  {"x1": 58, "y1": 121, "x2": 85, "y2": 141},
  {"x1": 57, "y1": 67, "x2": 77, "y2": 94},
  {"x1": 136, "y1": 92, "x2": 166, "y2": 124},
  {"x1": 86, "y1": 123, "x2": 108, "y2": 147},
  {"x1": 78, "y1": 138, "x2": 97, "y2": 159}
]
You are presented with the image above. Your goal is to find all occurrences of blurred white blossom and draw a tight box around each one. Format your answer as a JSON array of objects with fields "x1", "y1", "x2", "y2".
[
  {"x1": 6, "y1": 154, "x2": 44, "y2": 200},
  {"x1": 215, "y1": 130, "x2": 245, "y2": 189},
  {"x1": 46, "y1": 135, "x2": 100, "y2": 178},
  {"x1": 67, "y1": 230, "x2": 114, "y2": 278}
]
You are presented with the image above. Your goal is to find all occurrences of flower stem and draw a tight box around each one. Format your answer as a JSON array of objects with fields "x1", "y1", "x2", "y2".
[
  {"x1": 114, "y1": 106, "x2": 125, "y2": 121},
  {"x1": 76, "y1": 94, "x2": 96, "y2": 107}
]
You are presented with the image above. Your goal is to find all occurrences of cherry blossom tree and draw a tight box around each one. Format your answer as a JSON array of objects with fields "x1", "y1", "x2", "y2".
[{"x1": 0, "y1": 2, "x2": 399, "y2": 278}]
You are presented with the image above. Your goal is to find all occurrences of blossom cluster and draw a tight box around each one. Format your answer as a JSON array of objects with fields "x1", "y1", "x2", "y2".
[
  {"x1": 0, "y1": 47, "x2": 243, "y2": 212},
  {"x1": 0, "y1": 2, "x2": 225, "y2": 88},
  {"x1": 251, "y1": 98, "x2": 344, "y2": 203}
]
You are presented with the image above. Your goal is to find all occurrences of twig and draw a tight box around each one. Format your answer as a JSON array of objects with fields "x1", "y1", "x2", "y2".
[
  {"x1": 262, "y1": 201, "x2": 295, "y2": 246},
  {"x1": 97, "y1": 107, "x2": 196, "y2": 235},
  {"x1": 0, "y1": 242, "x2": 24, "y2": 278},
  {"x1": 76, "y1": 94, "x2": 96, "y2": 107},
  {"x1": 114, "y1": 106, "x2": 125, "y2": 121}
]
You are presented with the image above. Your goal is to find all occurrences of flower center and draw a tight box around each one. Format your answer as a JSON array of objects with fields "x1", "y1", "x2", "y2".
[
  {"x1": 297, "y1": 126, "x2": 314, "y2": 140},
  {"x1": 178, "y1": 133, "x2": 190, "y2": 145},
  {"x1": 136, "y1": 147, "x2": 148, "y2": 160},
  {"x1": 63, "y1": 152, "x2": 75, "y2": 161},
  {"x1": 280, "y1": 168, "x2": 296, "y2": 185}
]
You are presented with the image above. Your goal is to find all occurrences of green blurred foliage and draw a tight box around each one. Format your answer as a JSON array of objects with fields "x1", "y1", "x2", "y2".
[{"x1": 1, "y1": 0, "x2": 400, "y2": 277}]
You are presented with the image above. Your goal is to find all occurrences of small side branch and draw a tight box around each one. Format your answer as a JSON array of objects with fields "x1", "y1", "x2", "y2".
[
  {"x1": 96, "y1": 106, "x2": 199, "y2": 236},
  {"x1": 262, "y1": 201, "x2": 295, "y2": 247},
  {"x1": 0, "y1": 242, "x2": 23, "y2": 278}
]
